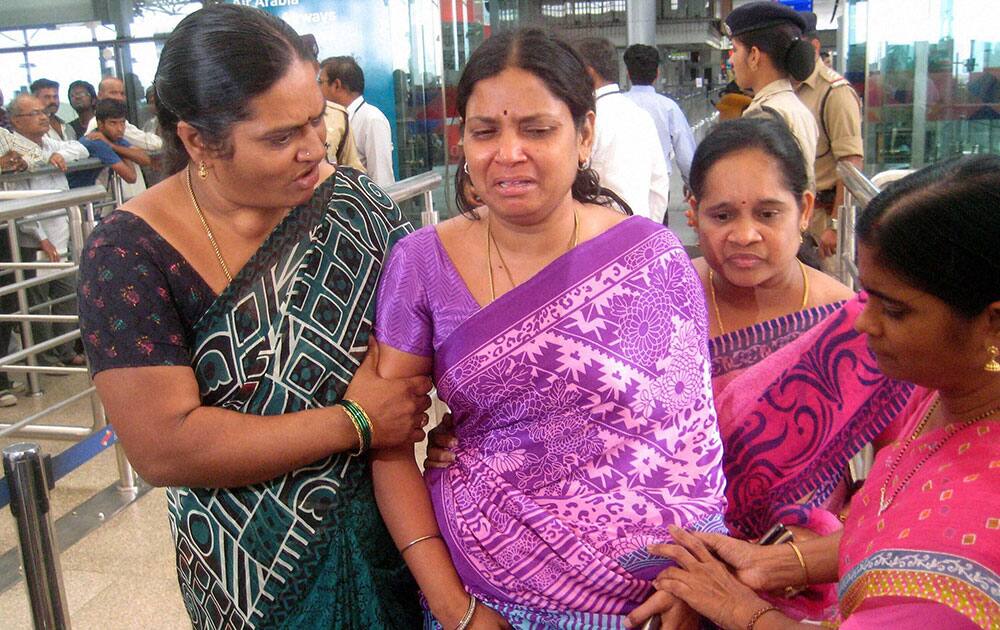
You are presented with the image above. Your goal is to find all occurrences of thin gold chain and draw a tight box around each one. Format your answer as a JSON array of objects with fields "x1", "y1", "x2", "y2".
[
  {"x1": 487, "y1": 207, "x2": 580, "y2": 303},
  {"x1": 708, "y1": 259, "x2": 809, "y2": 335},
  {"x1": 878, "y1": 397, "x2": 1000, "y2": 515},
  {"x1": 185, "y1": 166, "x2": 233, "y2": 284}
]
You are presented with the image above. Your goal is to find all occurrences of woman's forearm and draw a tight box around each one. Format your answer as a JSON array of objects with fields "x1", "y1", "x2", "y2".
[
  {"x1": 756, "y1": 530, "x2": 842, "y2": 590},
  {"x1": 373, "y1": 448, "x2": 472, "y2": 626},
  {"x1": 136, "y1": 404, "x2": 361, "y2": 487}
]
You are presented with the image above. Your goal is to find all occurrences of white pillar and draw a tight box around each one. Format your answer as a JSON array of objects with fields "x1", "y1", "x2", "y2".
[{"x1": 627, "y1": 0, "x2": 657, "y2": 46}]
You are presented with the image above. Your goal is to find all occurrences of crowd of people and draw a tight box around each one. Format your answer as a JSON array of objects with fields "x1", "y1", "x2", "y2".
[
  {"x1": 0, "y1": 41, "x2": 396, "y2": 409},
  {"x1": 0, "y1": 1, "x2": 996, "y2": 628}
]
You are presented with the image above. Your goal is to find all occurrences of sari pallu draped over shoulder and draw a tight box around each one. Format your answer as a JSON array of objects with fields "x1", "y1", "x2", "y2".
[
  {"x1": 709, "y1": 296, "x2": 915, "y2": 620},
  {"x1": 169, "y1": 170, "x2": 420, "y2": 629},
  {"x1": 428, "y1": 218, "x2": 729, "y2": 627},
  {"x1": 837, "y1": 390, "x2": 1000, "y2": 629}
]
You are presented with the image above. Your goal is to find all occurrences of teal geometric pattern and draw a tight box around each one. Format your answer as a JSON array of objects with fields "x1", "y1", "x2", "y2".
[{"x1": 168, "y1": 169, "x2": 420, "y2": 629}]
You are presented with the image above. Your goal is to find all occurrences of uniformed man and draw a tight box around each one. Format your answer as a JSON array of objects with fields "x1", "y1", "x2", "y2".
[
  {"x1": 317, "y1": 57, "x2": 366, "y2": 172},
  {"x1": 724, "y1": 2, "x2": 819, "y2": 189},
  {"x1": 795, "y1": 12, "x2": 863, "y2": 272}
]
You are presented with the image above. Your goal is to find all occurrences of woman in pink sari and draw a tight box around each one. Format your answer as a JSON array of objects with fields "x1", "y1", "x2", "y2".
[
  {"x1": 686, "y1": 118, "x2": 914, "y2": 620},
  {"x1": 640, "y1": 155, "x2": 1000, "y2": 629},
  {"x1": 370, "y1": 28, "x2": 728, "y2": 629}
]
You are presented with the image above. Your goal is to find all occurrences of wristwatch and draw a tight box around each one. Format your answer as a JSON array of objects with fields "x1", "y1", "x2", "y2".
[{"x1": 829, "y1": 218, "x2": 839, "y2": 230}]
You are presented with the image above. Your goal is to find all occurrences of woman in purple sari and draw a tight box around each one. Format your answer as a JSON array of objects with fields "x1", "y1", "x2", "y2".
[{"x1": 371, "y1": 28, "x2": 728, "y2": 629}]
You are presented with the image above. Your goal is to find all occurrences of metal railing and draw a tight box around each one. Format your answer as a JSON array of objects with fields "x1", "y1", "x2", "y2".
[
  {"x1": 834, "y1": 162, "x2": 884, "y2": 290},
  {"x1": 384, "y1": 171, "x2": 443, "y2": 227}
]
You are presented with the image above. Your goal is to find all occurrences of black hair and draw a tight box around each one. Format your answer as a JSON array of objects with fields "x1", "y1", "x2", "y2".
[
  {"x1": 735, "y1": 22, "x2": 815, "y2": 82},
  {"x1": 690, "y1": 117, "x2": 808, "y2": 202},
  {"x1": 574, "y1": 37, "x2": 619, "y2": 85},
  {"x1": 67, "y1": 80, "x2": 96, "y2": 103},
  {"x1": 320, "y1": 56, "x2": 365, "y2": 94},
  {"x1": 857, "y1": 155, "x2": 1000, "y2": 318},
  {"x1": 453, "y1": 28, "x2": 627, "y2": 216},
  {"x1": 623, "y1": 44, "x2": 659, "y2": 86},
  {"x1": 154, "y1": 4, "x2": 317, "y2": 175},
  {"x1": 30, "y1": 78, "x2": 59, "y2": 94},
  {"x1": 95, "y1": 98, "x2": 127, "y2": 122}
]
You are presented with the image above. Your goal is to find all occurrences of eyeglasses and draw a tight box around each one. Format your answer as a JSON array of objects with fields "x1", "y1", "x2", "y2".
[{"x1": 12, "y1": 109, "x2": 47, "y2": 118}]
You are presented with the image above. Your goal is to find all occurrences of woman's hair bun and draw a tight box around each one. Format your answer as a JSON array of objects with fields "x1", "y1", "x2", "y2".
[{"x1": 785, "y1": 38, "x2": 816, "y2": 82}]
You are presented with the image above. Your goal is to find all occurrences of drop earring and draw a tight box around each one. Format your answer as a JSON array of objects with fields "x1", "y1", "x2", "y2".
[{"x1": 986, "y1": 345, "x2": 1000, "y2": 373}]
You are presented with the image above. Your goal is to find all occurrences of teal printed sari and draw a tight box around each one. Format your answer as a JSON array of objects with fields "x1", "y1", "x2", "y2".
[{"x1": 167, "y1": 169, "x2": 420, "y2": 629}]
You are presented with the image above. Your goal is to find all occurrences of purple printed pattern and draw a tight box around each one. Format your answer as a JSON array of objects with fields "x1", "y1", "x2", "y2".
[{"x1": 428, "y1": 221, "x2": 728, "y2": 615}]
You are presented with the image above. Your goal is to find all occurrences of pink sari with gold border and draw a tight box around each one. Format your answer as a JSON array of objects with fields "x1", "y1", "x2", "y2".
[{"x1": 836, "y1": 387, "x2": 1000, "y2": 628}]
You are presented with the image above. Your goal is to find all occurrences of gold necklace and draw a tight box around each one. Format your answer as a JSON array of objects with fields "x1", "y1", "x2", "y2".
[
  {"x1": 878, "y1": 397, "x2": 1000, "y2": 515},
  {"x1": 707, "y1": 259, "x2": 809, "y2": 336},
  {"x1": 185, "y1": 166, "x2": 233, "y2": 283},
  {"x1": 487, "y1": 207, "x2": 580, "y2": 303}
]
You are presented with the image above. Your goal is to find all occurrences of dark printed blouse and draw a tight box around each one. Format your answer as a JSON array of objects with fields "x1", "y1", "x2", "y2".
[{"x1": 78, "y1": 210, "x2": 215, "y2": 374}]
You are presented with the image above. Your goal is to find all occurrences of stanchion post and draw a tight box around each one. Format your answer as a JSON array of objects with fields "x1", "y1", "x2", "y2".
[{"x1": 2, "y1": 442, "x2": 71, "y2": 629}]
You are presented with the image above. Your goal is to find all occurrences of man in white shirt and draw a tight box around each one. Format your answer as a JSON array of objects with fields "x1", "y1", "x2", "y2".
[
  {"x1": 575, "y1": 38, "x2": 670, "y2": 224},
  {"x1": 31, "y1": 78, "x2": 76, "y2": 143},
  {"x1": 623, "y1": 44, "x2": 698, "y2": 190},
  {"x1": 321, "y1": 56, "x2": 395, "y2": 187},
  {"x1": 85, "y1": 76, "x2": 163, "y2": 199},
  {"x1": 8, "y1": 93, "x2": 89, "y2": 366}
]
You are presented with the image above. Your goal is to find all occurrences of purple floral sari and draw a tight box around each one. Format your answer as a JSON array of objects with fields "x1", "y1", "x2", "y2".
[{"x1": 377, "y1": 217, "x2": 728, "y2": 628}]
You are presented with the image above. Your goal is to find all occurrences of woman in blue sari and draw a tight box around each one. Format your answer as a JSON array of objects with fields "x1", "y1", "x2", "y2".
[{"x1": 78, "y1": 6, "x2": 431, "y2": 628}]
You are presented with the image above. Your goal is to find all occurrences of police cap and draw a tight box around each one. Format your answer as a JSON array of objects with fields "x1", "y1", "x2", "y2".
[{"x1": 724, "y1": 1, "x2": 808, "y2": 38}]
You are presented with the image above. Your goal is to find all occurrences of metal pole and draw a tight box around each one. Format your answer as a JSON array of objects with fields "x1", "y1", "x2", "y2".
[
  {"x1": 2, "y1": 443, "x2": 71, "y2": 629},
  {"x1": 420, "y1": 190, "x2": 439, "y2": 227},
  {"x1": 8, "y1": 221, "x2": 41, "y2": 396}
]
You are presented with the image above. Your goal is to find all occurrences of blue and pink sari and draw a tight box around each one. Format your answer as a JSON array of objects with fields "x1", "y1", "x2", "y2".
[
  {"x1": 709, "y1": 296, "x2": 915, "y2": 619},
  {"x1": 376, "y1": 216, "x2": 729, "y2": 628}
]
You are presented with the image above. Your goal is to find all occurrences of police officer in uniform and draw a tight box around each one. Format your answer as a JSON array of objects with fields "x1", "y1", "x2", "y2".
[
  {"x1": 796, "y1": 12, "x2": 864, "y2": 273},
  {"x1": 725, "y1": 2, "x2": 819, "y2": 189}
]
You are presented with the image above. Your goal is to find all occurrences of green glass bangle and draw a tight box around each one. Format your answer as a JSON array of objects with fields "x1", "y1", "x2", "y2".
[{"x1": 340, "y1": 399, "x2": 373, "y2": 452}]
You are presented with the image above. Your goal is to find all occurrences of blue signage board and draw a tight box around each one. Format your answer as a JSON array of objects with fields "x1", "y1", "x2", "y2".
[
  {"x1": 228, "y1": 0, "x2": 398, "y2": 178},
  {"x1": 779, "y1": 0, "x2": 813, "y2": 11}
]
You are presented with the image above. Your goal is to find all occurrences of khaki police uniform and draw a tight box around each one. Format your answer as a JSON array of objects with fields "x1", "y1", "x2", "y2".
[
  {"x1": 743, "y1": 79, "x2": 819, "y2": 190},
  {"x1": 796, "y1": 63, "x2": 863, "y2": 243},
  {"x1": 323, "y1": 101, "x2": 365, "y2": 171}
]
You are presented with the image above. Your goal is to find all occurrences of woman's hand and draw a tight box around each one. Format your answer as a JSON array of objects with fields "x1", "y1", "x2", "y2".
[
  {"x1": 423, "y1": 412, "x2": 457, "y2": 469},
  {"x1": 649, "y1": 526, "x2": 774, "y2": 630},
  {"x1": 624, "y1": 589, "x2": 700, "y2": 629},
  {"x1": 344, "y1": 337, "x2": 433, "y2": 449},
  {"x1": 653, "y1": 529, "x2": 772, "y2": 592}
]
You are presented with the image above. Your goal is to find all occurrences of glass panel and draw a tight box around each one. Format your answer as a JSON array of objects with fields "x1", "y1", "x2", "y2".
[{"x1": 853, "y1": 0, "x2": 1000, "y2": 170}]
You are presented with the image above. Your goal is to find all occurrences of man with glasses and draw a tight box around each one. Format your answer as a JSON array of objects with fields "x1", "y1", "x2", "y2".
[{"x1": 8, "y1": 93, "x2": 89, "y2": 368}]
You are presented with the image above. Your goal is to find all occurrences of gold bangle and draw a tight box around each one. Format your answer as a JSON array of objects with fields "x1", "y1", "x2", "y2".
[
  {"x1": 786, "y1": 541, "x2": 809, "y2": 586},
  {"x1": 399, "y1": 533, "x2": 441, "y2": 555},
  {"x1": 746, "y1": 604, "x2": 778, "y2": 630}
]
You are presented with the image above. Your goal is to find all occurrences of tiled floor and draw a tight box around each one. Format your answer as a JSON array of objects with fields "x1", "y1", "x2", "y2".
[
  {"x1": 0, "y1": 372, "x2": 189, "y2": 629},
  {"x1": 0, "y1": 174, "x2": 698, "y2": 629}
]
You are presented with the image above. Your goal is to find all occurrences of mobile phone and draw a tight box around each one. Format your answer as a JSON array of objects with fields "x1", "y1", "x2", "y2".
[
  {"x1": 757, "y1": 522, "x2": 794, "y2": 546},
  {"x1": 639, "y1": 615, "x2": 661, "y2": 630}
]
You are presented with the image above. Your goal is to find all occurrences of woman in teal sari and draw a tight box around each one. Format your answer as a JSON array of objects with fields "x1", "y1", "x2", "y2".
[{"x1": 78, "y1": 6, "x2": 430, "y2": 628}]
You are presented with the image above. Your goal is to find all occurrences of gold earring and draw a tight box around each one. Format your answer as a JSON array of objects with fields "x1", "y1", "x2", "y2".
[
  {"x1": 986, "y1": 345, "x2": 1000, "y2": 372},
  {"x1": 198, "y1": 161, "x2": 208, "y2": 180}
]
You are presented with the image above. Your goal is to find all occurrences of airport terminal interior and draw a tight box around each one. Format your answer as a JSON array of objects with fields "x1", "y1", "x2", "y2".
[{"x1": 1, "y1": 0, "x2": 998, "y2": 628}]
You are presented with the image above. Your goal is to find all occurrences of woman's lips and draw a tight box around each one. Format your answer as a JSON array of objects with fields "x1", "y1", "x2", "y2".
[
  {"x1": 294, "y1": 162, "x2": 321, "y2": 188},
  {"x1": 492, "y1": 177, "x2": 536, "y2": 195},
  {"x1": 725, "y1": 253, "x2": 764, "y2": 269}
]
